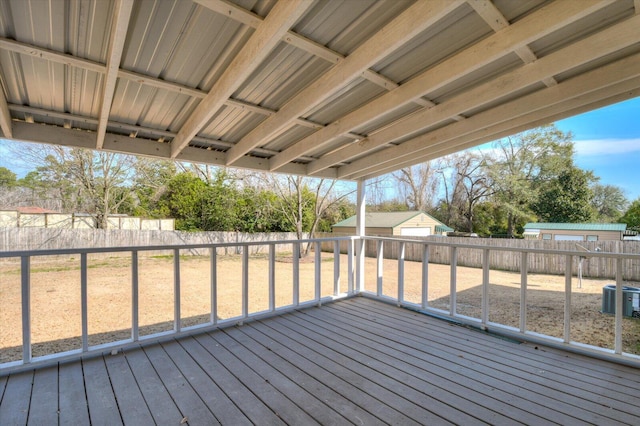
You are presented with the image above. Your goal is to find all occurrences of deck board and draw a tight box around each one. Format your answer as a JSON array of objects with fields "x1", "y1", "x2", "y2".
[
  {"x1": 28, "y1": 366, "x2": 58, "y2": 425},
  {"x1": 2, "y1": 297, "x2": 640, "y2": 425}
]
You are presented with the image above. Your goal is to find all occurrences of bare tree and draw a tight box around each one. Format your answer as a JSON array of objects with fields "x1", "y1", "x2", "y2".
[{"x1": 393, "y1": 161, "x2": 440, "y2": 211}]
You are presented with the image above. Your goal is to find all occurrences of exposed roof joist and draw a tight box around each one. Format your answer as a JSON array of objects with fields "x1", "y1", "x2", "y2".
[
  {"x1": 169, "y1": 0, "x2": 315, "y2": 158},
  {"x1": 95, "y1": 0, "x2": 134, "y2": 149},
  {"x1": 309, "y1": 9, "x2": 640, "y2": 176},
  {"x1": 224, "y1": 0, "x2": 464, "y2": 166}
]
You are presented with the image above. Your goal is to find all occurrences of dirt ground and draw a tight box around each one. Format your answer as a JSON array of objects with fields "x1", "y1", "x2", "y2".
[{"x1": 1, "y1": 252, "x2": 639, "y2": 363}]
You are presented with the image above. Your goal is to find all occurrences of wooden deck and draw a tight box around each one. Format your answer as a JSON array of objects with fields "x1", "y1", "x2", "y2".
[{"x1": 1, "y1": 297, "x2": 640, "y2": 425}]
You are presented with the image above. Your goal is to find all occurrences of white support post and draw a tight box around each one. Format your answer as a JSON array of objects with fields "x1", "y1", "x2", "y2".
[
  {"x1": 242, "y1": 245, "x2": 249, "y2": 319},
  {"x1": 293, "y1": 242, "x2": 300, "y2": 306},
  {"x1": 21, "y1": 256, "x2": 31, "y2": 363},
  {"x1": 615, "y1": 258, "x2": 623, "y2": 354},
  {"x1": 355, "y1": 180, "x2": 366, "y2": 293},
  {"x1": 520, "y1": 252, "x2": 528, "y2": 333},
  {"x1": 269, "y1": 243, "x2": 276, "y2": 312},
  {"x1": 210, "y1": 247, "x2": 217, "y2": 325},
  {"x1": 450, "y1": 247, "x2": 457, "y2": 316},
  {"x1": 564, "y1": 255, "x2": 572, "y2": 343},
  {"x1": 421, "y1": 244, "x2": 429, "y2": 310},
  {"x1": 376, "y1": 240, "x2": 384, "y2": 297},
  {"x1": 315, "y1": 241, "x2": 321, "y2": 305},
  {"x1": 132, "y1": 251, "x2": 139, "y2": 341},
  {"x1": 398, "y1": 241, "x2": 405, "y2": 307},
  {"x1": 333, "y1": 240, "x2": 340, "y2": 296},
  {"x1": 81, "y1": 253, "x2": 88, "y2": 352},
  {"x1": 174, "y1": 249, "x2": 181, "y2": 333},
  {"x1": 481, "y1": 249, "x2": 490, "y2": 327}
]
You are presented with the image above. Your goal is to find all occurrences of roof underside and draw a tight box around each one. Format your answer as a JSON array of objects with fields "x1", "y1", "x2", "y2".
[{"x1": 1, "y1": 0, "x2": 639, "y2": 181}]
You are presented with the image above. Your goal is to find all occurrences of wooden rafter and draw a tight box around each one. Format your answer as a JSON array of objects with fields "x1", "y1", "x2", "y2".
[
  {"x1": 96, "y1": 0, "x2": 134, "y2": 150},
  {"x1": 279, "y1": 0, "x2": 612, "y2": 175},
  {"x1": 307, "y1": 12, "x2": 640, "y2": 175},
  {"x1": 224, "y1": 0, "x2": 464, "y2": 166},
  {"x1": 0, "y1": 80, "x2": 12, "y2": 138},
  {"x1": 468, "y1": 0, "x2": 557, "y2": 87},
  {"x1": 342, "y1": 53, "x2": 640, "y2": 179},
  {"x1": 169, "y1": 0, "x2": 315, "y2": 159}
]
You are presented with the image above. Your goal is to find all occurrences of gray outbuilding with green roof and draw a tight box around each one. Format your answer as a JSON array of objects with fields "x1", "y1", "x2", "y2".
[
  {"x1": 523, "y1": 223, "x2": 627, "y2": 241},
  {"x1": 332, "y1": 211, "x2": 453, "y2": 237}
]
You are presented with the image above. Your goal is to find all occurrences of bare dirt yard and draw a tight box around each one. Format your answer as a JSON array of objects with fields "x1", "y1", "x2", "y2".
[{"x1": 1, "y1": 252, "x2": 639, "y2": 363}]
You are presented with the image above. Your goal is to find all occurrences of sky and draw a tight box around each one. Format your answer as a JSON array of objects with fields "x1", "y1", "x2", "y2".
[{"x1": 554, "y1": 96, "x2": 640, "y2": 202}]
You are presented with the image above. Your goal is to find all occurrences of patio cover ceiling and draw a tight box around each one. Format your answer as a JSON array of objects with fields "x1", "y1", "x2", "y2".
[{"x1": 1, "y1": 0, "x2": 639, "y2": 181}]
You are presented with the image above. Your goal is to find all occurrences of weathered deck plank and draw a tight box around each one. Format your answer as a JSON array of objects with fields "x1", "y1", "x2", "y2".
[
  {"x1": 103, "y1": 353, "x2": 155, "y2": 426},
  {"x1": 2, "y1": 297, "x2": 640, "y2": 425},
  {"x1": 28, "y1": 366, "x2": 58, "y2": 425}
]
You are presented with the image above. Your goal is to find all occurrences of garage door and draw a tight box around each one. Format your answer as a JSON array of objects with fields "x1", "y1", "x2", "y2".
[{"x1": 400, "y1": 227, "x2": 431, "y2": 236}]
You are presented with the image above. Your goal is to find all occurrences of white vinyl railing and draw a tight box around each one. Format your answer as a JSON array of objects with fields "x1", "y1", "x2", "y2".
[
  {"x1": 2, "y1": 235, "x2": 639, "y2": 373},
  {"x1": 360, "y1": 236, "x2": 640, "y2": 367},
  {"x1": 0, "y1": 237, "x2": 355, "y2": 373}
]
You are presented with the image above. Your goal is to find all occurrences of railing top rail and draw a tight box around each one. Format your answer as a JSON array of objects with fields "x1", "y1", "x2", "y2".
[
  {"x1": 0, "y1": 236, "x2": 357, "y2": 258},
  {"x1": 360, "y1": 236, "x2": 640, "y2": 260}
]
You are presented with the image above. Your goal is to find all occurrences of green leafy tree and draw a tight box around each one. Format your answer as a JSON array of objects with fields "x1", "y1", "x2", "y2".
[
  {"x1": 157, "y1": 173, "x2": 208, "y2": 230},
  {"x1": 532, "y1": 167, "x2": 595, "y2": 223},
  {"x1": 486, "y1": 125, "x2": 574, "y2": 236},
  {"x1": 0, "y1": 167, "x2": 16, "y2": 187},
  {"x1": 619, "y1": 198, "x2": 640, "y2": 232},
  {"x1": 590, "y1": 183, "x2": 628, "y2": 222}
]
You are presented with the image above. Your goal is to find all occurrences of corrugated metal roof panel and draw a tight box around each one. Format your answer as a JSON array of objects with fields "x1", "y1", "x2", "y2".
[{"x1": 524, "y1": 223, "x2": 628, "y2": 232}]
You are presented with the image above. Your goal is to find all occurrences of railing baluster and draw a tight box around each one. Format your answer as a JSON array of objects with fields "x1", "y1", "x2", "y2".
[
  {"x1": 132, "y1": 251, "x2": 139, "y2": 342},
  {"x1": 269, "y1": 243, "x2": 276, "y2": 312},
  {"x1": 174, "y1": 249, "x2": 181, "y2": 333},
  {"x1": 347, "y1": 239, "x2": 354, "y2": 295},
  {"x1": 21, "y1": 255, "x2": 31, "y2": 364},
  {"x1": 315, "y1": 241, "x2": 321, "y2": 305},
  {"x1": 520, "y1": 251, "x2": 528, "y2": 333},
  {"x1": 377, "y1": 240, "x2": 383, "y2": 297},
  {"x1": 615, "y1": 258, "x2": 623, "y2": 354},
  {"x1": 333, "y1": 240, "x2": 340, "y2": 296},
  {"x1": 242, "y1": 245, "x2": 249, "y2": 319},
  {"x1": 421, "y1": 244, "x2": 429, "y2": 310},
  {"x1": 81, "y1": 253, "x2": 88, "y2": 352},
  {"x1": 293, "y1": 242, "x2": 300, "y2": 306},
  {"x1": 211, "y1": 247, "x2": 217, "y2": 325},
  {"x1": 564, "y1": 254, "x2": 572, "y2": 343},
  {"x1": 450, "y1": 247, "x2": 457, "y2": 317},
  {"x1": 398, "y1": 241, "x2": 405, "y2": 307},
  {"x1": 481, "y1": 248, "x2": 490, "y2": 327}
]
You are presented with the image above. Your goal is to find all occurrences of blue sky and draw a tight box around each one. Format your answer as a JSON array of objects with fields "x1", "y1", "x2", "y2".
[{"x1": 554, "y1": 97, "x2": 640, "y2": 202}]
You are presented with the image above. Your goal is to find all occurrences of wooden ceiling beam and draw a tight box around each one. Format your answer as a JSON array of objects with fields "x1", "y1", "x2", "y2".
[
  {"x1": 277, "y1": 0, "x2": 612, "y2": 174},
  {"x1": 339, "y1": 52, "x2": 640, "y2": 179},
  {"x1": 224, "y1": 0, "x2": 464, "y2": 166},
  {"x1": 308, "y1": 12, "x2": 640, "y2": 175},
  {"x1": 169, "y1": 0, "x2": 314, "y2": 158},
  {"x1": 96, "y1": 0, "x2": 134, "y2": 149},
  {"x1": 468, "y1": 0, "x2": 557, "y2": 87},
  {"x1": 363, "y1": 82, "x2": 640, "y2": 180}
]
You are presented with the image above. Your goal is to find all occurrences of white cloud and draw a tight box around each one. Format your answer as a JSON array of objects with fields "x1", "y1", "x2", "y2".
[{"x1": 573, "y1": 139, "x2": 640, "y2": 156}]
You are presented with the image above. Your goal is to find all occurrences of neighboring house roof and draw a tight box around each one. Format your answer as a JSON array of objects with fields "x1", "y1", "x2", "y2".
[
  {"x1": 436, "y1": 224, "x2": 455, "y2": 233},
  {"x1": 333, "y1": 211, "x2": 447, "y2": 229},
  {"x1": 523, "y1": 223, "x2": 627, "y2": 232}
]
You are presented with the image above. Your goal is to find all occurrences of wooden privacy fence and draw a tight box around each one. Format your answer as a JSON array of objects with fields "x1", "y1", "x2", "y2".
[
  {"x1": 0, "y1": 228, "x2": 305, "y2": 257},
  {"x1": 317, "y1": 233, "x2": 640, "y2": 282}
]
